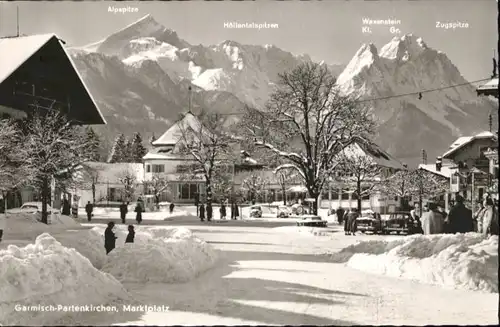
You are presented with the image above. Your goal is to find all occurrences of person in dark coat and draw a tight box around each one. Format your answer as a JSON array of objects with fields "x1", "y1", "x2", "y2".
[
  {"x1": 345, "y1": 208, "x2": 359, "y2": 235},
  {"x1": 125, "y1": 225, "x2": 135, "y2": 243},
  {"x1": 220, "y1": 202, "x2": 227, "y2": 219},
  {"x1": 230, "y1": 202, "x2": 235, "y2": 220},
  {"x1": 337, "y1": 207, "x2": 345, "y2": 225},
  {"x1": 234, "y1": 203, "x2": 239, "y2": 220},
  {"x1": 104, "y1": 222, "x2": 118, "y2": 254},
  {"x1": 448, "y1": 195, "x2": 473, "y2": 233},
  {"x1": 62, "y1": 197, "x2": 71, "y2": 216},
  {"x1": 169, "y1": 202, "x2": 175, "y2": 214},
  {"x1": 119, "y1": 202, "x2": 128, "y2": 224},
  {"x1": 199, "y1": 203, "x2": 205, "y2": 221},
  {"x1": 134, "y1": 203, "x2": 143, "y2": 224},
  {"x1": 85, "y1": 201, "x2": 93, "y2": 222},
  {"x1": 206, "y1": 203, "x2": 213, "y2": 221},
  {"x1": 343, "y1": 209, "x2": 350, "y2": 234}
]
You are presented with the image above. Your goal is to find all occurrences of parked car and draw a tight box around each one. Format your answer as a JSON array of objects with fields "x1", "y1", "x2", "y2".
[
  {"x1": 249, "y1": 205, "x2": 263, "y2": 218},
  {"x1": 6, "y1": 202, "x2": 58, "y2": 215},
  {"x1": 296, "y1": 215, "x2": 327, "y2": 227},
  {"x1": 382, "y1": 211, "x2": 420, "y2": 235},
  {"x1": 357, "y1": 210, "x2": 383, "y2": 234},
  {"x1": 291, "y1": 203, "x2": 306, "y2": 215},
  {"x1": 277, "y1": 205, "x2": 291, "y2": 218}
]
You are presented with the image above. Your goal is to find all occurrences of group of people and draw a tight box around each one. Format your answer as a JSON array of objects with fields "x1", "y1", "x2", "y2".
[
  {"x1": 198, "y1": 202, "x2": 240, "y2": 221},
  {"x1": 118, "y1": 201, "x2": 145, "y2": 224},
  {"x1": 331, "y1": 207, "x2": 359, "y2": 235},
  {"x1": 104, "y1": 221, "x2": 135, "y2": 255}
]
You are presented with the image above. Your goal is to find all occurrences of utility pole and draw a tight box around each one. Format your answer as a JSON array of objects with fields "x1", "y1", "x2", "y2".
[{"x1": 16, "y1": 6, "x2": 19, "y2": 37}]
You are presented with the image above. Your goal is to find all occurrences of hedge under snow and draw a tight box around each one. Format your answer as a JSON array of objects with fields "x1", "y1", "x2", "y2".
[
  {"x1": 0, "y1": 233, "x2": 131, "y2": 326},
  {"x1": 329, "y1": 233, "x2": 498, "y2": 293}
]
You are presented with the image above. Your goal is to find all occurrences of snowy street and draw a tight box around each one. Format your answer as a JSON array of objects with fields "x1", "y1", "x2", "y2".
[{"x1": 59, "y1": 222, "x2": 497, "y2": 326}]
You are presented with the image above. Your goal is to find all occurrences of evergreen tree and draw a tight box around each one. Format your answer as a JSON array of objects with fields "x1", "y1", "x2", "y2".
[
  {"x1": 85, "y1": 127, "x2": 101, "y2": 161},
  {"x1": 123, "y1": 138, "x2": 133, "y2": 162},
  {"x1": 131, "y1": 132, "x2": 147, "y2": 163},
  {"x1": 108, "y1": 134, "x2": 127, "y2": 163}
]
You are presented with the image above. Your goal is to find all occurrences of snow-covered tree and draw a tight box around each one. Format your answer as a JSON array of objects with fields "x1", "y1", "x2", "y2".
[
  {"x1": 177, "y1": 111, "x2": 233, "y2": 207},
  {"x1": 336, "y1": 140, "x2": 384, "y2": 212},
  {"x1": 0, "y1": 119, "x2": 34, "y2": 211},
  {"x1": 240, "y1": 62, "x2": 376, "y2": 214},
  {"x1": 240, "y1": 171, "x2": 270, "y2": 204},
  {"x1": 19, "y1": 110, "x2": 96, "y2": 223},
  {"x1": 130, "y1": 132, "x2": 147, "y2": 163},
  {"x1": 85, "y1": 127, "x2": 101, "y2": 162},
  {"x1": 108, "y1": 134, "x2": 127, "y2": 163},
  {"x1": 144, "y1": 174, "x2": 170, "y2": 209},
  {"x1": 377, "y1": 168, "x2": 449, "y2": 213},
  {"x1": 117, "y1": 169, "x2": 137, "y2": 202}
]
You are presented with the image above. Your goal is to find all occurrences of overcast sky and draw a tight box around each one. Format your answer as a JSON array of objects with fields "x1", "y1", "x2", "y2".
[{"x1": 0, "y1": 0, "x2": 496, "y2": 81}]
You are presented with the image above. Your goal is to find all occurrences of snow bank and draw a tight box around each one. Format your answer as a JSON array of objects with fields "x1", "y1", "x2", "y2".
[
  {"x1": 82, "y1": 225, "x2": 220, "y2": 283},
  {"x1": 49, "y1": 214, "x2": 81, "y2": 227},
  {"x1": 0, "y1": 234, "x2": 131, "y2": 325},
  {"x1": 54, "y1": 228, "x2": 108, "y2": 269},
  {"x1": 274, "y1": 226, "x2": 333, "y2": 236},
  {"x1": 163, "y1": 210, "x2": 199, "y2": 221},
  {"x1": 330, "y1": 233, "x2": 498, "y2": 292}
]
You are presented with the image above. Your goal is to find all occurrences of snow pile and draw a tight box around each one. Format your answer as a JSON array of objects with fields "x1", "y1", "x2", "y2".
[
  {"x1": 274, "y1": 226, "x2": 332, "y2": 236},
  {"x1": 54, "y1": 228, "x2": 108, "y2": 269},
  {"x1": 163, "y1": 210, "x2": 199, "y2": 221},
  {"x1": 330, "y1": 233, "x2": 498, "y2": 292},
  {"x1": 99, "y1": 226, "x2": 219, "y2": 283},
  {"x1": 49, "y1": 214, "x2": 80, "y2": 227},
  {"x1": 0, "y1": 234, "x2": 131, "y2": 325}
]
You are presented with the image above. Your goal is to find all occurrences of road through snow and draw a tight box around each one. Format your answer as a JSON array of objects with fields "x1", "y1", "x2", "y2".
[{"x1": 74, "y1": 223, "x2": 497, "y2": 326}]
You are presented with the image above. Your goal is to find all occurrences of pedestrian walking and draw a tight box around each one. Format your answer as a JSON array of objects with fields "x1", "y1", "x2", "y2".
[
  {"x1": 104, "y1": 222, "x2": 118, "y2": 254},
  {"x1": 199, "y1": 203, "x2": 205, "y2": 221},
  {"x1": 85, "y1": 201, "x2": 93, "y2": 222},
  {"x1": 169, "y1": 202, "x2": 175, "y2": 214},
  {"x1": 0, "y1": 210, "x2": 6, "y2": 243},
  {"x1": 472, "y1": 201, "x2": 484, "y2": 232},
  {"x1": 337, "y1": 207, "x2": 345, "y2": 225},
  {"x1": 207, "y1": 203, "x2": 213, "y2": 221},
  {"x1": 345, "y1": 208, "x2": 359, "y2": 235},
  {"x1": 119, "y1": 202, "x2": 128, "y2": 224},
  {"x1": 125, "y1": 225, "x2": 135, "y2": 243},
  {"x1": 220, "y1": 202, "x2": 226, "y2": 219},
  {"x1": 448, "y1": 194, "x2": 473, "y2": 233},
  {"x1": 478, "y1": 196, "x2": 496, "y2": 235},
  {"x1": 343, "y1": 209, "x2": 350, "y2": 234},
  {"x1": 62, "y1": 196, "x2": 71, "y2": 216},
  {"x1": 135, "y1": 203, "x2": 143, "y2": 224},
  {"x1": 234, "y1": 202, "x2": 240, "y2": 220}
]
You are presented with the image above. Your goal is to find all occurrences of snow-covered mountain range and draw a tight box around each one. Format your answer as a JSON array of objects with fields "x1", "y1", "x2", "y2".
[{"x1": 70, "y1": 14, "x2": 496, "y2": 165}]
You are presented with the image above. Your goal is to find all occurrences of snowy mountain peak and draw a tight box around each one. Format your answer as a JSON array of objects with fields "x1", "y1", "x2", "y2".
[{"x1": 379, "y1": 34, "x2": 428, "y2": 61}]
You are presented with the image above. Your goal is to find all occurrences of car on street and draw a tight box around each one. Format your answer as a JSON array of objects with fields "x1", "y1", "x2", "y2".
[
  {"x1": 381, "y1": 211, "x2": 421, "y2": 235},
  {"x1": 249, "y1": 205, "x2": 263, "y2": 218},
  {"x1": 356, "y1": 210, "x2": 383, "y2": 234},
  {"x1": 296, "y1": 215, "x2": 328, "y2": 227},
  {"x1": 6, "y1": 202, "x2": 58, "y2": 215},
  {"x1": 277, "y1": 205, "x2": 291, "y2": 218}
]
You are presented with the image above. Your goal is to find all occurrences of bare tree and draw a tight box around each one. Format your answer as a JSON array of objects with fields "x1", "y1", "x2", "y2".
[
  {"x1": 117, "y1": 168, "x2": 137, "y2": 202},
  {"x1": 0, "y1": 119, "x2": 34, "y2": 211},
  {"x1": 177, "y1": 111, "x2": 233, "y2": 206},
  {"x1": 240, "y1": 62, "x2": 376, "y2": 214},
  {"x1": 377, "y1": 168, "x2": 449, "y2": 213},
  {"x1": 19, "y1": 110, "x2": 95, "y2": 223},
  {"x1": 240, "y1": 171, "x2": 270, "y2": 204},
  {"x1": 145, "y1": 174, "x2": 170, "y2": 209},
  {"x1": 336, "y1": 140, "x2": 384, "y2": 212}
]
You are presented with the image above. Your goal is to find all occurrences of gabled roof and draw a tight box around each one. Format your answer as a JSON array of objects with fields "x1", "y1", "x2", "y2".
[
  {"x1": 152, "y1": 112, "x2": 208, "y2": 146},
  {"x1": 442, "y1": 131, "x2": 498, "y2": 159},
  {"x1": 418, "y1": 163, "x2": 452, "y2": 178},
  {"x1": 340, "y1": 137, "x2": 405, "y2": 170},
  {"x1": 0, "y1": 34, "x2": 106, "y2": 125}
]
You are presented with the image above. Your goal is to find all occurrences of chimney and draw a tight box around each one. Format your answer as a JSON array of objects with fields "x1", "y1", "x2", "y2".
[{"x1": 436, "y1": 156, "x2": 442, "y2": 172}]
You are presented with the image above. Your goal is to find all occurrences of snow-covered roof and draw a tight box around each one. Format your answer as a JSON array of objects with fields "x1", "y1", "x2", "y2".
[
  {"x1": 0, "y1": 34, "x2": 55, "y2": 84},
  {"x1": 418, "y1": 163, "x2": 452, "y2": 179},
  {"x1": 0, "y1": 34, "x2": 106, "y2": 125},
  {"x1": 477, "y1": 78, "x2": 498, "y2": 91},
  {"x1": 288, "y1": 185, "x2": 308, "y2": 193},
  {"x1": 152, "y1": 113, "x2": 210, "y2": 146},
  {"x1": 442, "y1": 131, "x2": 498, "y2": 159},
  {"x1": 340, "y1": 138, "x2": 405, "y2": 170}
]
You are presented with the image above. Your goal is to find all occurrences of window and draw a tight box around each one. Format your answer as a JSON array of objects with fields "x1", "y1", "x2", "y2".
[
  {"x1": 178, "y1": 183, "x2": 199, "y2": 200},
  {"x1": 479, "y1": 146, "x2": 489, "y2": 159},
  {"x1": 189, "y1": 184, "x2": 198, "y2": 198},
  {"x1": 180, "y1": 184, "x2": 190, "y2": 199},
  {"x1": 152, "y1": 164, "x2": 165, "y2": 173},
  {"x1": 146, "y1": 164, "x2": 151, "y2": 173},
  {"x1": 362, "y1": 187, "x2": 370, "y2": 200},
  {"x1": 331, "y1": 190, "x2": 339, "y2": 200},
  {"x1": 341, "y1": 189, "x2": 350, "y2": 200}
]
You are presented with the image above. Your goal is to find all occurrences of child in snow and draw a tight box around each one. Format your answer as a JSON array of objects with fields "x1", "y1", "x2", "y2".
[{"x1": 125, "y1": 225, "x2": 135, "y2": 243}]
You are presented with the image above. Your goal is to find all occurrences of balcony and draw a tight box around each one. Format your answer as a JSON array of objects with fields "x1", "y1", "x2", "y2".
[{"x1": 474, "y1": 159, "x2": 490, "y2": 167}]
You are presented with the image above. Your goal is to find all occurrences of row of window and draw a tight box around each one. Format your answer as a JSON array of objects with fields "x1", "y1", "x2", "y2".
[{"x1": 145, "y1": 164, "x2": 165, "y2": 173}]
